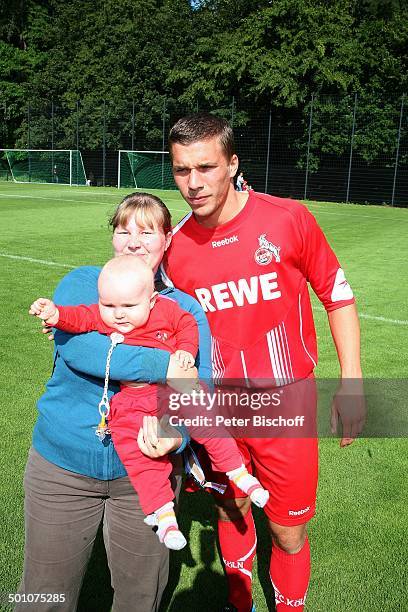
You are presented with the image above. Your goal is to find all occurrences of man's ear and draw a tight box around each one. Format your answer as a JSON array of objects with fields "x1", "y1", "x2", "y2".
[
  {"x1": 229, "y1": 154, "x2": 239, "y2": 178},
  {"x1": 150, "y1": 291, "x2": 159, "y2": 309}
]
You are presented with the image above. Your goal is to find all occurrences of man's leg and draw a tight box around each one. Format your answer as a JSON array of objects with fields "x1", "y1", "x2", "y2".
[
  {"x1": 215, "y1": 497, "x2": 256, "y2": 612},
  {"x1": 251, "y1": 379, "x2": 318, "y2": 611},
  {"x1": 16, "y1": 448, "x2": 106, "y2": 612},
  {"x1": 268, "y1": 522, "x2": 310, "y2": 611},
  {"x1": 249, "y1": 434, "x2": 318, "y2": 612},
  {"x1": 189, "y1": 440, "x2": 256, "y2": 612},
  {"x1": 104, "y1": 462, "x2": 182, "y2": 612}
]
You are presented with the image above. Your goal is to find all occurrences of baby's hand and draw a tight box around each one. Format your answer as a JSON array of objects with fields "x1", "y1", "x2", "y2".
[
  {"x1": 174, "y1": 350, "x2": 195, "y2": 370},
  {"x1": 29, "y1": 298, "x2": 59, "y2": 326}
]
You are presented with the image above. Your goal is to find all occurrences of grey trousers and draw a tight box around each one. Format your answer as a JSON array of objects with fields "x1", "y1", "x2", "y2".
[{"x1": 16, "y1": 448, "x2": 181, "y2": 612}]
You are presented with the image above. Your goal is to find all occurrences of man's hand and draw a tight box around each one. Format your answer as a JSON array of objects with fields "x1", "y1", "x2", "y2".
[
  {"x1": 174, "y1": 349, "x2": 195, "y2": 370},
  {"x1": 137, "y1": 415, "x2": 182, "y2": 458},
  {"x1": 331, "y1": 378, "x2": 366, "y2": 447},
  {"x1": 29, "y1": 298, "x2": 59, "y2": 326}
]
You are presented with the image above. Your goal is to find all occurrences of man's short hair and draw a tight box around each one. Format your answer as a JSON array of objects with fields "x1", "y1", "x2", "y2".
[{"x1": 168, "y1": 113, "x2": 235, "y2": 160}]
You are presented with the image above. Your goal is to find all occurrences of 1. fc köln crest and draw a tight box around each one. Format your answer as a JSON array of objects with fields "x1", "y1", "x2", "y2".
[{"x1": 254, "y1": 234, "x2": 281, "y2": 265}]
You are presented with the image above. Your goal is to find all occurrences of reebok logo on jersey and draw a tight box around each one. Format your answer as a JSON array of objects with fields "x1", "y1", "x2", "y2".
[
  {"x1": 212, "y1": 235, "x2": 239, "y2": 248},
  {"x1": 288, "y1": 506, "x2": 310, "y2": 516},
  {"x1": 194, "y1": 272, "x2": 281, "y2": 312},
  {"x1": 331, "y1": 268, "x2": 354, "y2": 302}
]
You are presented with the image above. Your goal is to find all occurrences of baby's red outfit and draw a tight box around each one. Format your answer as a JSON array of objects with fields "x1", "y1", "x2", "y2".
[{"x1": 55, "y1": 297, "x2": 243, "y2": 514}]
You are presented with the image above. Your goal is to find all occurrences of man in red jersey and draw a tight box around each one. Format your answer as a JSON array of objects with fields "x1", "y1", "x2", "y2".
[{"x1": 161, "y1": 113, "x2": 364, "y2": 612}]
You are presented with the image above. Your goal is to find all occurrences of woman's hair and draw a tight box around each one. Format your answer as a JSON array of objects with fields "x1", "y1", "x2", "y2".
[{"x1": 109, "y1": 192, "x2": 172, "y2": 234}]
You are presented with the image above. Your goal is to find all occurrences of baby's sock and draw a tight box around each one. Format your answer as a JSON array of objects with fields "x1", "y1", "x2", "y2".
[
  {"x1": 155, "y1": 501, "x2": 187, "y2": 550},
  {"x1": 226, "y1": 464, "x2": 269, "y2": 508},
  {"x1": 144, "y1": 513, "x2": 158, "y2": 527}
]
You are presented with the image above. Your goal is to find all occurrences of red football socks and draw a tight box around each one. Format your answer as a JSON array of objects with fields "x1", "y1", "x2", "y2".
[
  {"x1": 218, "y1": 511, "x2": 257, "y2": 612},
  {"x1": 269, "y1": 536, "x2": 310, "y2": 611}
]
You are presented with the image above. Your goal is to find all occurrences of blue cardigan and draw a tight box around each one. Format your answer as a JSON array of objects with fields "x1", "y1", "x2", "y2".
[{"x1": 32, "y1": 266, "x2": 212, "y2": 480}]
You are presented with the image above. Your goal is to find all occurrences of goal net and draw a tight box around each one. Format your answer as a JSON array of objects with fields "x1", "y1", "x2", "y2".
[
  {"x1": 0, "y1": 149, "x2": 87, "y2": 186},
  {"x1": 118, "y1": 151, "x2": 176, "y2": 190}
]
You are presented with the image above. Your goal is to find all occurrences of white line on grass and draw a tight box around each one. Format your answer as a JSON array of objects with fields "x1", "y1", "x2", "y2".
[
  {"x1": 0, "y1": 253, "x2": 75, "y2": 269},
  {"x1": 312, "y1": 305, "x2": 408, "y2": 326},
  {"x1": 359, "y1": 313, "x2": 408, "y2": 326},
  {"x1": 305, "y1": 204, "x2": 407, "y2": 220},
  {"x1": 2, "y1": 251, "x2": 407, "y2": 326},
  {"x1": 0, "y1": 192, "x2": 189, "y2": 214},
  {"x1": 0, "y1": 193, "x2": 99, "y2": 205},
  {"x1": 2, "y1": 191, "x2": 405, "y2": 222}
]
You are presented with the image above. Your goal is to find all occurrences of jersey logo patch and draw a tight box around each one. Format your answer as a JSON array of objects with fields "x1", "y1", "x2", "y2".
[
  {"x1": 255, "y1": 234, "x2": 281, "y2": 265},
  {"x1": 156, "y1": 331, "x2": 168, "y2": 342},
  {"x1": 331, "y1": 268, "x2": 354, "y2": 302}
]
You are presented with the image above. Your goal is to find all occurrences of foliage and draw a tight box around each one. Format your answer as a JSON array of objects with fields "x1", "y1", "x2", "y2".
[{"x1": 0, "y1": 0, "x2": 407, "y2": 161}]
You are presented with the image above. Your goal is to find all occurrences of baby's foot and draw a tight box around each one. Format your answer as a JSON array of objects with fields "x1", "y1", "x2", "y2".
[
  {"x1": 144, "y1": 513, "x2": 158, "y2": 527},
  {"x1": 163, "y1": 527, "x2": 187, "y2": 550},
  {"x1": 155, "y1": 501, "x2": 187, "y2": 550},
  {"x1": 226, "y1": 464, "x2": 269, "y2": 508},
  {"x1": 249, "y1": 487, "x2": 270, "y2": 508}
]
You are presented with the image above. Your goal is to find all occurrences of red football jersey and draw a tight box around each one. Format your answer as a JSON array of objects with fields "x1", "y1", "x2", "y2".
[{"x1": 163, "y1": 192, "x2": 354, "y2": 386}]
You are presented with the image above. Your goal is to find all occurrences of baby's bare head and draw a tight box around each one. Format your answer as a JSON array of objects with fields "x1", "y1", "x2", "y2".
[{"x1": 98, "y1": 255, "x2": 155, "y2": 302}]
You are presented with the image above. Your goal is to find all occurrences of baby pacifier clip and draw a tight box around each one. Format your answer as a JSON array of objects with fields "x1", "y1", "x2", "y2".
[{"x1": 95, "y1": 332, "x2": 124, "y2": 441}]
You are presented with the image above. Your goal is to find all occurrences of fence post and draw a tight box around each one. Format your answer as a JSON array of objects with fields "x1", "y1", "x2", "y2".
[
  {"x1": 161, "y1": 98, "x2": 166, "y2": 188},
  {"x1": 131, "y1": 100, "x2": 135, "y2": 151},
  {"x1": 51, "y1": 100, "x2": 54, "y2": 150},
  {"x1": 51, "y1": 100, "x2": 54, "y2": 182},
  {"x1": 231, "y1": 96, "x2": 235, "y2": 127},
  {"x1": 346, "y1": 93, "x2": 358, "y2": 203},
  {"x1": 102, "y1": 99, "x2": 106, "y2": 187},
  {"x1": 76, "y1": 100, "x2": 80, "y2": 151},
  {"x1": 1, "y1": 101, "x2": 5, "y2": 148},
  {"x1": 75, "y1": 100, "x2": 79, "y2": 185},
  {"x1": 304, "y1": 94, "x2": 314, "y2": 200},
  {"x1": 27, "y1": 105, "x2": 31, "y2": 182},
  {"x1": 264, "y1": 104, "x2": 272, "y2": 194},
  {"x1": 391, "y1": 94, "x2": 405, "y2": 207}
]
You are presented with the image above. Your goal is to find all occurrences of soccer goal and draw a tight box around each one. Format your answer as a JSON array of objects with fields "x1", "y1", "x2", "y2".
[
  {"x1": 118, "y1": 150, "x2": 176, "y2": 190},
  {"x1": 0, "y1": 149, "x2": 87, "y2": 186}
]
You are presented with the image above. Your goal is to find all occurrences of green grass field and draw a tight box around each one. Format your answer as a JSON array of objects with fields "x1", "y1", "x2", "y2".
[{"x1": 0, "y1": 182, "x2": 407, "y2": 611}]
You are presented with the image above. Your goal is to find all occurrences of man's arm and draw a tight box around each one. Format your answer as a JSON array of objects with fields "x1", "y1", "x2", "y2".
[
  {"x1": 328, "y1": 303, "x2": 365, "y2": 447},
  {"x1": 297, "y1": 207, "x2": 365, "y2": 445},
  {"x1": 328, "y1": 303, "x2": 362, "y2": 379}
]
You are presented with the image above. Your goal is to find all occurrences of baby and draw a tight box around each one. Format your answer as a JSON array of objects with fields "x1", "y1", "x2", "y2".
[{"x1": 30, "y1": 255, "x2": 269, "y2": 550}]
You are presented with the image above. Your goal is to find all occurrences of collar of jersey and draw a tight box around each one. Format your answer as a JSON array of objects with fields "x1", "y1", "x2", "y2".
[{"x1": 189, "y1": 189, "x2": 254, "y2": 237}]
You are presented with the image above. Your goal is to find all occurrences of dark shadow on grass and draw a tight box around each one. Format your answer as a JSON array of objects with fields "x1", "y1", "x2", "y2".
[
  {"x1": 162, "y1": 490, "x2": 276, "y2": 611},
  {"x1": 160, "y1": 488, "x2": 227, "y2": 611}
]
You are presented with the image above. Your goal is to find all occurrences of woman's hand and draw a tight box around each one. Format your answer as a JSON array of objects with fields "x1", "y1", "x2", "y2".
[
  {"x1": 41, "y1": 321, "x2": 55, "y2": 341},
  {"x1": 137, "y1": 415, "x2": 182, "y2": 458},
  {"x1": 166, "y1": 353, "x2": 199, "y2": 393}
]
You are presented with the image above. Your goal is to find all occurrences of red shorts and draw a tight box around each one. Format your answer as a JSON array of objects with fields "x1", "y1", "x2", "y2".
[{"x1": 191, "y1": 377, "x2": 318, "y2": 526}]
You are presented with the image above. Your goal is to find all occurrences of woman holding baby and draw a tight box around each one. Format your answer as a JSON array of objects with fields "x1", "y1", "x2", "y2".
[{"x1": 17, "y1": 192, "x2": 211, "y2": 612}]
